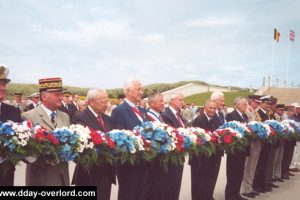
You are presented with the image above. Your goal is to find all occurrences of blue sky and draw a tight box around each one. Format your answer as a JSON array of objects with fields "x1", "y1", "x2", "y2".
[{"x1": 1, "y1": 0, "x2": 299, "y2": 89}]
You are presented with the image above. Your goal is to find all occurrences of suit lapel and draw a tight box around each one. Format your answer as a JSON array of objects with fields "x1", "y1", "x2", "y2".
[
  {"x1": 86, "y1": 109, "x2": 104, "y2": 132},
  {"x1": 166, "y1": 107, "x2": 180, "y2": 128},
  {"x1": 124, "y1": 102, "x2": 142, "y2": 125},
  {"x1": 37, "y1": 106, "x2": 55, "y2": 130}
]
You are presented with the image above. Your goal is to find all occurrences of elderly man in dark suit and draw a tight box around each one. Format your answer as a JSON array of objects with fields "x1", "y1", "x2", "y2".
[
  {"x1": 22, "y1": 77, "x2": 70, "y2": 186},
  {"x1": 0, "y1": 66, "x2": 22, "y2": 186},
  {"x1": 111, "y1": 79, "x2": 149, "y2": 200},
  {"x1": 159, "y1": 93, "x2": 185, "y2": 200},
  {"x1": 225, "y1": 96, "x2": 249, "y2": 200},
  {"x1": 190, "y1": 100, "x2": 218, "y2": 200},
  {"x1": 72, "y1": 88, "x2": 115, "y2": 200},
  {"x1": 210, "y1": 91, "x2": 226, "y2": 200}
]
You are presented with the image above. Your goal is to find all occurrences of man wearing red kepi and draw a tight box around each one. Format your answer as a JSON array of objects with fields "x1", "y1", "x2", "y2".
[{"x1": 22, "y1": 77, "x2": 70, "y2": 186}]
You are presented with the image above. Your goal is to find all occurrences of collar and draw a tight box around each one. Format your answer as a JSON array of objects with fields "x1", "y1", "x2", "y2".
[
  {"x1": 204, "y1": 111, "x2": 211, "y2": 121},
  {"x1": 41, "y1": 104, "x2": 56, "y2": 119},
  {"x1": 259, "y1": 107, "x2": 268, "y2": 114},
  {"x1": 148, "y1": 108, "x2": 160, "y2": 118},
  {"x1": 124, "y1": 98, "x2": 137, "y2": 107},
  {"x1": 73, "y1": 101, "x2": 77, "y2": 106},
  {"x1": 88, "y1": 106, "x2": 100, "y2": 118},
  {"x1": 169, "y1": 106, "x2": 179, "y2": 116},
  {"x1": 235, "y1": 109, "x2": 244, "y2": 118}
]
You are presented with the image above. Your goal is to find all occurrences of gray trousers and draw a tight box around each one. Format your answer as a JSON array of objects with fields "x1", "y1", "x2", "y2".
[
  {"x1": 242, "y1": 140, "x2": 261, "y2": 193},
  {"x1": 273, "y1": 145, "x2": 284, "y2": 179}
]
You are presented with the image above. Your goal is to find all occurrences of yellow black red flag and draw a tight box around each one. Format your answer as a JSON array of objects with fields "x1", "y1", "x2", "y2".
[{"x1": 274, "y1": 28, "x2": 280, "y2": 42}]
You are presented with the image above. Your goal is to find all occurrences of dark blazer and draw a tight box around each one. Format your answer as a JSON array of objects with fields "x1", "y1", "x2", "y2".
[
  {"x1": 111, "y1": 101, "x2": 150, "y2": 200},
  {"x1": 225, "y1": 109, "x2": 249, "y2": 199},
  {"x1": 71, "y1": 108, "x2": 115, "y2": 200},
  {"x1": 161, "y1": 107, "x2": 184, "y2": 128},
  {"x1": 112, "y1": 101, "x2": 148, "y2": 130},
  {"x1": 212, "y1": 111, "x2": 225, "y2": 129},
  {"x1": 59, "y1": 104, "x2": 72, "y2": 118},
  {"x1": 226, "y1": 109, "x2": 248, "y2": 123},
  {"x1": 193, "y1": 113, "x2": 217, "y2": 131},
  {"x1": 68, "y1": 102, "x2": 79, "y2": 119},
  {"x1": 27, "y1": 103, "x2": 35, "y2": 111},
  {"x1": 0, "y1": 102, "x2": 22, "y2": 186}
]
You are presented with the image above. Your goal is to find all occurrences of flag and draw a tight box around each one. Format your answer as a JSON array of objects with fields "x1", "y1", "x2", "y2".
[
  {"x1": 274, "y1": 28, "x2": 280, "y2": 42},
  {"x1": 289, "y1": 30, "x2": 295, "y2": 41}
]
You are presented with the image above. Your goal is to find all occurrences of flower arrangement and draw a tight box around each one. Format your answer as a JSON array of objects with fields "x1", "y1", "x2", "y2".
[
  {"x1": 0, "y1": 121, "x2": 33, "y2": 165},
  {"x1": 263, "y1": 120, "x2": 285, "y2": 144},
  {"x1": 215, "y1": 127, "x2": 248, "y2": 154},
  {"x1": 247, "y1": 121, "x2": 270, "y2": 140}
]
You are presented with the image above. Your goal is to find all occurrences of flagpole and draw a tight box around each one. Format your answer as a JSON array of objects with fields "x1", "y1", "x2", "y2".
[
  {"x1": 272, "y1": 39, "x2": 275, "y2": 86},
  {"x1": 286, "y1": 35, "x2": 290, "y2": 87}
]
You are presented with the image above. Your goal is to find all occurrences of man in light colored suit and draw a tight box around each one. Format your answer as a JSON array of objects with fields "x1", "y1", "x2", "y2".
[{"x1": 22, "y1": 77, "x2": 70, "y2": 186}]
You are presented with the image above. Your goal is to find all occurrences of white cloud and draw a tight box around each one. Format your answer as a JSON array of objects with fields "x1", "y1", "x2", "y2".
[
  {"x1": 139, "y1": 33, "x2": 165, "y2": 44},
  {"x1": 32, "y1": 20, "x2": 133, "y2": 43},
  {"x1": 184, "y1": 16, "x2": 243, "y2": 27}
]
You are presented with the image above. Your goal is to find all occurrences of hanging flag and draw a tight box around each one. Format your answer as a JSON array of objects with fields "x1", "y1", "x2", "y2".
[
  {"x1": 274, "y1": 28, "x2": 280, "y2": 42},
  {"x1": 289, "y1": 30, "x2": 295, "y2": 41}
]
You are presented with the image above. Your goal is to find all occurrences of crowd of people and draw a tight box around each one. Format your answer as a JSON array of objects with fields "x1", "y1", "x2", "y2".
[{"x1": 0, "y1": 65, "x2": 300, "y2": 200}]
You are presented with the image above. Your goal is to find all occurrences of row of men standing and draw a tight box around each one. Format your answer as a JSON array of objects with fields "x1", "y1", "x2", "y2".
[{"x1": 1, "y1": 66, "x2": 299, "y2": 200}]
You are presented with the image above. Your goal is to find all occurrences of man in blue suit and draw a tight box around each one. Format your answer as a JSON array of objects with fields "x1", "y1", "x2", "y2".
[{"x1": 111, "y1": 79, "x2": 149, "y2": 200}]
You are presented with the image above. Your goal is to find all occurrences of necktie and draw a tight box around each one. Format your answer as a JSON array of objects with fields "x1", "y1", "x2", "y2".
[
  {"x1": 50, "y1": 112, "x2": 57, "y2": 127},
  {"x1": 97, "y1": 115, "x2": 107, "y2": 132},
  {"x1": 131, "y1": 107, "x2": 144, "y2": 122},
  {"x1": 176, "y1": 112, "x2": 184, "y2": 127},
  {"x1": 218, "y1": 111, "x2": 225, "y2": 124},
  {"x1": 242, "y1": 113, "x2": 248, "y2": 123}
]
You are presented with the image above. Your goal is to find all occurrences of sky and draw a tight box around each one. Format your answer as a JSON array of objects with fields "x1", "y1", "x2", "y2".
[{"x1": 0, "y1": 0, "x2": 299, "y2": 89}]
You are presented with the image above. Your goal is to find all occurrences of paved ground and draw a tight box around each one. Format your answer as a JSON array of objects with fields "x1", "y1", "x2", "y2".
[{"x1": 15, "y1": 155, "x2": 300, "y2": 200}]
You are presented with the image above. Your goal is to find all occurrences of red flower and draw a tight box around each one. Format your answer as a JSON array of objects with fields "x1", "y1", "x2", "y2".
[
  {"x1": 26, "y1": 121, "x2": 32, "y2": 129},
  {"x1": 210, "y1": 135, "x2": 218, "y2": 144},
  {"x1": 106, "y1": 138, "x2": 115, "y2": 149},
  {"x1": 142, "y1": 136, "x2": 151, "y2": 149},
  {"x1": 223, "y1": 135, "x2": 232, "y2": 144},
  {"x1": 176, "y1": 135, "x2": 184, "y2": 152},
  {"x1": 197, "y1": 137, "x2": 204, "y2": 145},
  {"x1": 270, "y1": 127, "x2": 276, "y2": 136},
  {"x1": 34, "y1": 128, "x2": 47, "y2": 143},
  {"x1": 90, "y1": 130, "x2": 103, "y2": 145},
  {"x1": 47, "y1": 133, "x2": 59, "y2": 145}
]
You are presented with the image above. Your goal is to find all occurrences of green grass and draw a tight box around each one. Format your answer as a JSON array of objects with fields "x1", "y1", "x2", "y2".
[{"x1": 184, "y1": 92, "x2": 253, "y2": 107}]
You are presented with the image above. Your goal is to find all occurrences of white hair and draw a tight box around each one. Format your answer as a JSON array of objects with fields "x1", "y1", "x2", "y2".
[
  {"x1": 169, "y1": 93, "x2": 183, "y2": 104},
  {"x1": 86, "y1": 88, "x2": 107, "y2": 100},
  {"x1": 211, "y1": 91, "x2": 224, "y2": 101},
  {"x1": 123, "y1": 79, "x2": 141, "y2": 94},
  {"x1": 233, "y1": 96, "x2": 247, "y2": 106}
]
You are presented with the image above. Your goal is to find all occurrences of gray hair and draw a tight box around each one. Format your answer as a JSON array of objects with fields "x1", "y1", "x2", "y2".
[
  {"x1": 233, "y1": 96, "x2": 247, "y2": 106},
  {"x1": 148, "y1": 93, "x2": 163, "y2": 104},
  {"x1": 205, "y1": 99, "x2": 216, "y2": 107},
  {"x1": 211, "y1": 91, "x2": 224, "y2": 101},
  {"x1": 86, "y1": 88, "x2": 107, "y2": 100},
  {"x1": 169, "y1": 93, "x2": 183, "y2": 104},
  {"x1": 124, "y1": 79, "x2": 141, "y2": 94}
]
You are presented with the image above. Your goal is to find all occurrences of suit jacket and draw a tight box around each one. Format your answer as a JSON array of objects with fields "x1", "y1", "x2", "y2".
[
  {"x1": 192, "y1": 113, "x2": 217, "y2": 131},
  {"x1": 212, "y1": 111, "x2": 225, "y2": 129},
  {"x1": 0, "y1": 103, "x2": 22, "y2": 186},
  {"x1": 112, "y1": 101, "x2": 148, "y2": 130},
  {"x1": 226, "y1": 109, "x2": 250, "y2": 155},
  {"x1": 161, "y1": 107, "x2": 185, "y2": 128},
  {"x1": 22, "y1": 105, "x2": 70, "y2": 186},
  {"x1": 11, "y1": 101, "x2": 26, "y2": 113},
  {"x1": 68, "y1": 102, "x2": 79, "y2": 119},
  {"x1": 71, "y1": 108, "x2": 116, "y2": 186},
  {"x1": 27, "y1": 103, "x2": 35, "y2": 111}
]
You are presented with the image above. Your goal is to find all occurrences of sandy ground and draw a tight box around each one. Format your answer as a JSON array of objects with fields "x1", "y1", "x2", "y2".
[{"x1": 15, "y1": 155, "x2": 300, "y2": 200}]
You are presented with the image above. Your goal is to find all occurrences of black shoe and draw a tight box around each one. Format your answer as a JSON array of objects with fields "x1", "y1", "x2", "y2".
[
  {"x1": 277, "y1": 178, "x2": 284, "y2": 182},
  {"x1": 252, "y1": 191, "x2": 259, "y2": 195},
  {"x1": 282, "y1": 174, "x2": 290, "y2": 179},
  {"x1": 288, "y1": 172, "x2": 295, "y2": 176},
  {"x1": 269, "y1": 183, "x2": 279, "y2": 188},
  {"x1": 242, "y1": 192, "x2": 255, "y2": 198},
  {"x1": 264, "y1": 186, "x2": 272, "y2": 192}
]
